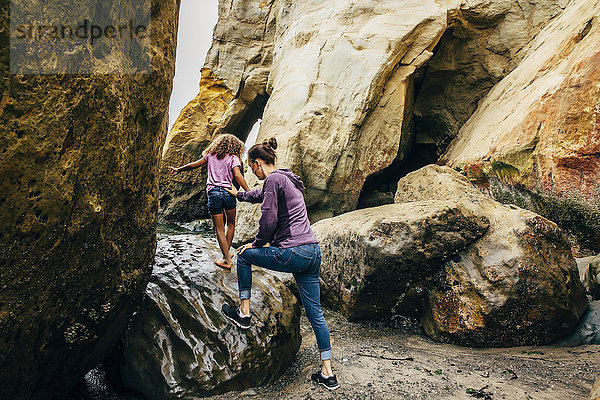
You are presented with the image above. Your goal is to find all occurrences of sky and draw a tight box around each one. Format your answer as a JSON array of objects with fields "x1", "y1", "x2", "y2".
[
  {"x1": 168, "y1": 1, "x2": 260, "y2": 155},
  {"x1": 168, "y1": 1, "x2": 218, "y2": 130}
]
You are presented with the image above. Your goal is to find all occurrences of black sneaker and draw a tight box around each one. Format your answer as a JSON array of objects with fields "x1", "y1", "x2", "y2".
[
  {"x1": 221, "y1": 304, "x2": 251, "y2": 329},
  {"x1": 311, "y1": 371, "x2": 339, "y2": 390}
]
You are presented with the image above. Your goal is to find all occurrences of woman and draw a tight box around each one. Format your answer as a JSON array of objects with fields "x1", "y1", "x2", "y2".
[{"x1": 221, "y1": 138, "x2": 339, "y2": 390}]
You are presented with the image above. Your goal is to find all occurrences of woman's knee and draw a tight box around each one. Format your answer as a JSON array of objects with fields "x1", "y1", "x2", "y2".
[{"x1": 237, "y1": 249, "x2": 254, "y2": 266}]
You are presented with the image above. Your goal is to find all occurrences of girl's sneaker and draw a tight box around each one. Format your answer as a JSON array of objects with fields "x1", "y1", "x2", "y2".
[{"x1": 311, "y1": 371, "x2": 339, "y2": 390}]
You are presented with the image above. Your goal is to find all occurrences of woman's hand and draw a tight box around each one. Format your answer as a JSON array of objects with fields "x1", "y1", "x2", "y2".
[
  {"x1": 237, "y1": 243, "x2": 253, "y2": 254},
  {"x1": 225, "y1": 186, "x2": 238, "y2": 196},
  {"x1": 168, "y1": 166, "x2": 180, "y2": 174}
]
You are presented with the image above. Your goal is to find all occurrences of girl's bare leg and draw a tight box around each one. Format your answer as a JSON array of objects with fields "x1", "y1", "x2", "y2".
[
  {"x1": 224, "y1": 208, "x2": 236, "y2": 251},
  {"x1": 211, "y1": 213, "x2": 232, "y2": 268}
]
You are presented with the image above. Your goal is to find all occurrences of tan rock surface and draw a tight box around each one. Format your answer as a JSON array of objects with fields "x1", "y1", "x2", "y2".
[
  {"x1": 312, "y1": 202, "x2": 489, "y2": 320},
  {"x1": 0, "y1": 1, "x2": 179, "y2": 398},
  {"x1": 395, "y1": 165, "x2": 587, "y2": 346},
  {"x1": 441, "y1": 0, "x2": 600, "y2": 251}
]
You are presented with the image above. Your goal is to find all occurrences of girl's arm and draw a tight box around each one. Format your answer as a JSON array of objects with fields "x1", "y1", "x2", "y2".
[
  {"x1": 232, "y1": 166, "x2": 250, "y2": 191},
  {"x1": 168, "y1": 157, "x2": 207, "y2": 173}
]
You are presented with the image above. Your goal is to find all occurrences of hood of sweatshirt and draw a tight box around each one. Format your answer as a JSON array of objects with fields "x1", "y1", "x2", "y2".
[{"x1": 272, "y1": 168, "x2": 305, "y2": 192}]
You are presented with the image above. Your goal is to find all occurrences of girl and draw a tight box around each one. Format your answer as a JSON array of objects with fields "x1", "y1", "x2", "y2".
[
  {"x1": 221, "y1": 138, "x2": 339, "y2": 390},
  {"x1": 169, "y1": 133, "x2": 250, "y2": 269}
]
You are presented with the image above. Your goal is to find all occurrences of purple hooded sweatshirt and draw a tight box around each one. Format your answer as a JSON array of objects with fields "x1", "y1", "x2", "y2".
[{"x1": 236, "y1": 169, "x2": 318, "y2": 248}]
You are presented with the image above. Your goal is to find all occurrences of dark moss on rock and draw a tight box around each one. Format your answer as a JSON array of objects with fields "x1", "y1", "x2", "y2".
[{"x1": 0, "y1": 1, "x2": 180, "y2": 399}]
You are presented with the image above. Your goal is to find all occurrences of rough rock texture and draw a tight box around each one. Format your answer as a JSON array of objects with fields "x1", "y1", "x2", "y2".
[
  {"x1": 0, "y1": 1, "x2": 180, "y2": 399},
  {"x1": 158, "y1": 0, "x2": 275, "y2": 223},
  {"x1": 311, "y1": 202, "x2": 489, "y2": 320},
  {"x1": 592, "y1": 376, "x2": 600, "y2": 400},
  {"x1": 257, "y1": 0, "x2": 450, "y2": 221},
  {"x1": 162, "y1": 0, "x2": 568, "y2": 231},
  {"x1": 395, "y1": 165, "x2": 587, "y2": 347},
  {"x1": 555, "y1": 301, "x2": 600, "y2": 346},
  {"x1": 578, "y1": 256, "x2": 600, "y2": 300},
  {"x1": 116, "y1": 235, "x2": 301, "y2": 399},
  {"x1": 413, "y1": 0, "x2": 566, "y2": 154},
  {"x1": 441, "y1": 0, "x2": 600, "y2": 252}
]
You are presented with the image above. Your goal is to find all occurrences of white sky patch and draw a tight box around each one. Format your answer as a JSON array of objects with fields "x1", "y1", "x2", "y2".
[{"x1": 168, "y1": 1, "x2": 218, "y2": 130}]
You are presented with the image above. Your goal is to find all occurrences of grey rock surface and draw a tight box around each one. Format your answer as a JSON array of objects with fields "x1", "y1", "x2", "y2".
[{"x1": 117, "y1": 235, "x2": 301, "y2": 399}]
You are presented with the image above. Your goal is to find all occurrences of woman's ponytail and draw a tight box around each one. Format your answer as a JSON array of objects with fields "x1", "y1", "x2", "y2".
[{"x1": 248, "y1": 137, "x2": 277, "y2": 164}]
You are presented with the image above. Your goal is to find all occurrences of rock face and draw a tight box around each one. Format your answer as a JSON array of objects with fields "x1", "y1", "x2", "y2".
[
  {"x1": 412, "y1": 0, "x2": 566, "y2": 154},
  {"x1": 395, "y1": 165, "x2": 587, "y2": 347},
  {"x1": 555, "y1": 301, "x2": 600, "y2": 346},
  {"x1": 162, "y1": 0, "x2": 568, "y2": 229},
  {"x1": 116, "y1": 235, "x2": 301, "y2": 399},
  {"x1": 0, "y1": 1, "x2": 180, "y2": 399},
  {"x1": 440, "y1": 0, "x2": 600, "y2": 252},
  {"x1": 158, "y1": 0, "x2": 275, "y2": 223},
  {"x1": 312, "y1": 203, "x2": 489, "y2": 320}
]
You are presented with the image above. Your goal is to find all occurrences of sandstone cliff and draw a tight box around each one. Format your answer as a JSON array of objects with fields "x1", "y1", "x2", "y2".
[{"x1": 0, "y1": 1, "x2": 179, "y2": 398}]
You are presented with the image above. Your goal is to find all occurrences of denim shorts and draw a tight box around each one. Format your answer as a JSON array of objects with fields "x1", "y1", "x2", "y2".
[{"x1": 207, "y1": 187, "x2": 236, "y2": 215}]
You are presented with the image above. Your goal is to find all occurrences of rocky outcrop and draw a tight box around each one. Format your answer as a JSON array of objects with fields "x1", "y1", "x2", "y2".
[
  {"x1": 413, "y1": 0, "x2": 566, "y2": 154},
  {"x1": 0, "y1": 1, "x2": 180, "y2": 399},
  {"x1": 396, "y1": 165, "x2": 587, "y2": 347},
  {"x1": 162, "y1": 0, "x2": 568, "y2": 229},
  {"x1": 158, "y1": 0, "x2": 275, "y2": 223},
  {"x1": 555, "y1": 301, "x2": 600, "y2": 346},
  {"x1": 441, "y1": 0, "x2": 600, "y2": 253},
  {"x1": 312, "y1": 202, "x2": 489, "y2": 320},
  {"x1": 116, "y1": 235, "x2": 301, "y2": 399}
]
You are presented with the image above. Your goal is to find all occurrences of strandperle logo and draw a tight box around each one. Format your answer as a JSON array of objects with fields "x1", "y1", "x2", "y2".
[
  {"x1": 13, "y1": 19, "x2": 148, "y2": 46},
  {"x1": 10, "y1": 0, "x2": 151, "y2": 74}
]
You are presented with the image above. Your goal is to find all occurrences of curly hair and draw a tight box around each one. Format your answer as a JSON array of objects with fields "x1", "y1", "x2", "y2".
[{"x1": 204, "y1": 133, "x2": 245, "y2": 160}]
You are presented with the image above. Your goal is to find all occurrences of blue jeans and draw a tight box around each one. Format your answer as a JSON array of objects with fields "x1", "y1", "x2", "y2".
[
  {"x1": 207, "y1": 187, "x2": 236, "y2": 215},
  {"x1": 237, "y1": 243, "x2": 333, "y2": 360}
]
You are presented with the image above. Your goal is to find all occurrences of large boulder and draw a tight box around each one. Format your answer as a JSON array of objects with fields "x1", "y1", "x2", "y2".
[
  {"x1": 396, "y1": 165, "x2": 587, "y2": 347},
  {"x1": 116, "y1": 235, "x2": 301, "y2": 399},
  {"x1": 0, "y1": 1, "x2": 179, "y2": 399},
  {"x1": 312, "y1": 202, "x2": 489, "y2": 320},
  {"x1": 440, "y1": 0, "x2": 600, "y2": 253}
]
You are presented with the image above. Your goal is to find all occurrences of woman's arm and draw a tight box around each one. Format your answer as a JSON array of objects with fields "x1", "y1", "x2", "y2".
[
  {"x1": 232, "y1": 166, "x2": 250, "y2": 191},
  {"x1": 225, "y1": 186, "x2": 264, "y2": 203},
  {"x1": 169, "y1": 156, "x2": 207, "y2": 173},
  {"x1": 252, "y1": 178, "x2": 279, "y2": 248}
]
